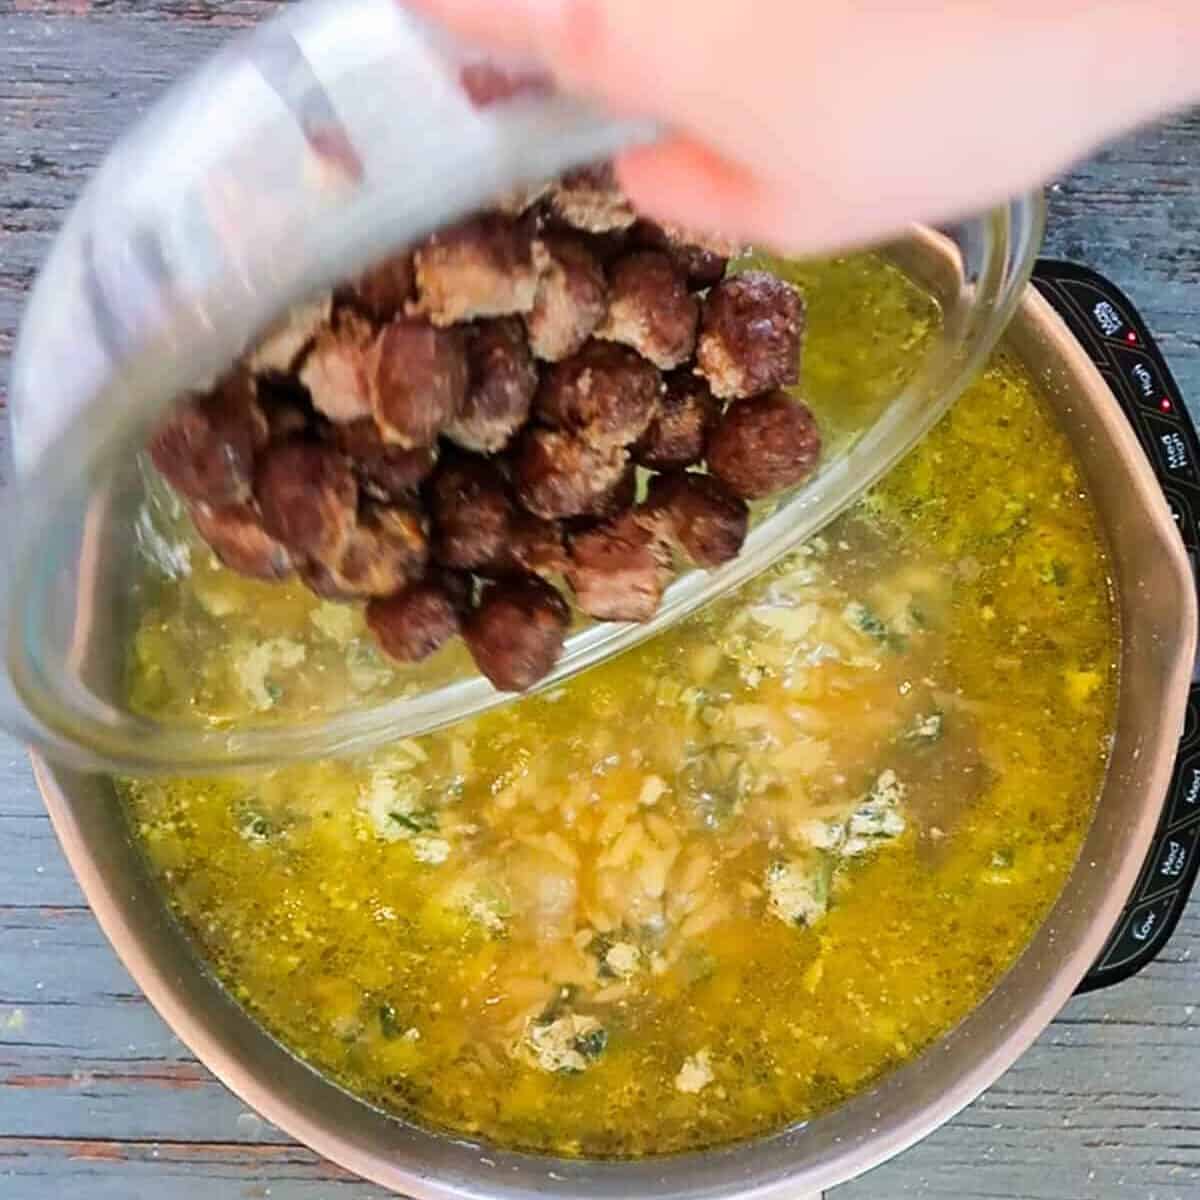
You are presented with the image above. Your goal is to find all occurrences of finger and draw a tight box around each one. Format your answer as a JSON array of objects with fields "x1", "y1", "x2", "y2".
[
  {"x1": 408, "y1": 0, "x2": 764, "y2": 126},
  {"x1": 406, "y1": 0, "x2": 551, "y2": 60},
  {"x1": 616, "y1": 139, "x2": 907, "y2": 258},
  {"x1": 614, "y1": 140, "x2": 771, "y2": 244},
  {"x1": 411, "y1": 0, "x2": 1200, "y2": 257}
]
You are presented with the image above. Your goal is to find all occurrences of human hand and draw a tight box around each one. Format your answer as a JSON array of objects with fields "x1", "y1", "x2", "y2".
[{"x1": 414, "y1": 0, "x2": 1199, "y2": 254}]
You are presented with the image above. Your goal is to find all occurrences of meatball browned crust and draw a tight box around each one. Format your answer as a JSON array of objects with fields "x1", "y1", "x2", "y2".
[
  {"x1": 596, "y1": 251, "x2": 698, "y2": 370},
  {"x1": 706, "y1": 392, "x2": 822, "y2": 499},
  {"x1": 427, "y1": 452, "x2": 515, "y2": 572},
  {"x1": 331, "y1": 419, "x2": 437, "y2": 501},
  {"x1": 371, "y1": 318, "x2": 468, "y2": 448},
  {"x1": 550, "y1": 162, "x2": 636, "y2": 233},
  {"x1": 367, "y1": 572, "x2": 468, "y2": 663},
  {"x1": 414, "y1": 214, "x2": 538, "y2": 326},
  {"x1": 525, "y1": 233, "x2": 608, "y2": 363},
  {"x1": 632, "y1": 220, "x2": 737, "y2": 289},
  {"x1": 464, "y1": 574, "x2": 570, "y2": 691},
  {"x1": 512, "y1": 427, "x2": 631, "y2": 520},
  {"x1": 345, "y1": 251, "x2": 414, "y2": 322},
  {"x1": 696, "y1": 272, "x2": 805, "y2": 400},
  {"x1": 447, "y1": 318, "x2": 538, "y2": 453},
  {"x1": 299, "y1": 310, "x2": 376, "y2": 424},
  {"x1": 148, "y1": 373, "x2": 267, "y2": 507},
  {"x1": 254, "y1": 441, "x2": 358, "y2": 563},
  {"x1": 320, "y1": 502, "x2": 429, "y2": 597},
  {"x1": 645, "y1": 472, "x2": 749, "y2": 567},
  {"x1": 190, "y1": 502, "x2": 295, "y2": 581},
  {"x1": 567, "y1": 509, "x2": 673, "y2": 622},
  {"x1": 632, "y1": 371, "x2": 721, "y2": 471},
  {"x1": 535, "y1": 340, "x2": 662, "y2": 449},
  {"x1": 506, "y1": 513, "x2": 569, "y2": 579},
  {"x1": 245, "y1": 296, "x2": 332, "y2": 375}
]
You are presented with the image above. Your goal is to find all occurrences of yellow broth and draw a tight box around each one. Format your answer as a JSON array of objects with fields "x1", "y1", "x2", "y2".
[
  {"x1": 125, "y1": 250, "x2": 938, "y2": 728},
  {"x1": 121, "y1": 257, "x2": 1117, "y2": 1157}
]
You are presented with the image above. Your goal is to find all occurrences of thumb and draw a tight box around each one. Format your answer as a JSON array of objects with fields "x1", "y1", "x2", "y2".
[
  {"x1": 408, "y1": 0, "x2": 759, "y2": 132},
  {"x1": 407, "y1": 0, "x2": 792, "y2": 241}
]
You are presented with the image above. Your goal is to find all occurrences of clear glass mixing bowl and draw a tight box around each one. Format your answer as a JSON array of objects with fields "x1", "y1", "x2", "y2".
[{"x1": 2, "y1": 0, "x2": 1044, "y2": 773}]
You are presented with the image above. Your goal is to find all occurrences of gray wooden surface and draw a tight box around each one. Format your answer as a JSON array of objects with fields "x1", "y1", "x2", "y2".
[{"x1": 1, "y1": 3, "x2": 1199, "y2": 1198}]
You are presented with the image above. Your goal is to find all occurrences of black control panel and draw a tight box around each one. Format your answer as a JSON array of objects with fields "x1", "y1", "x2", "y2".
[{"x1": 1032, "y1": 261, "x2": 1200, "y2": 993}]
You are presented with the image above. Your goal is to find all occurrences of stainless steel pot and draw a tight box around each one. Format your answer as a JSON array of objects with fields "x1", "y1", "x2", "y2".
[{"x1": 28, "y1": 279, "x2": 1196, "y2": 1198}]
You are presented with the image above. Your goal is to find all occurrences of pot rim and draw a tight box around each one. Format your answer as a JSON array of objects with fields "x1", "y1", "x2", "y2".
[{"x1": 31, "y1": 283, "x2": 1198, "y2": 1198}]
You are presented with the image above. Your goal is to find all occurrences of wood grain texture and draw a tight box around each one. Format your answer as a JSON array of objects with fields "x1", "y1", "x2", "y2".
[{"x1": 0, "y1": 4, "x2": 1199, "y2": 1199}]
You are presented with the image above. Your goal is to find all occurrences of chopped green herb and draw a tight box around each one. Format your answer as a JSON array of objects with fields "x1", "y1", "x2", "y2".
[
  {"x1": 903, "y1": 712, "x2": 944, "y2": 744},
  {"x1": 387, "y1": 808, "x2": 439, "y2": 835},
  {"x1": 238, "y1": 812, "x2": 272, "y2": 844},
  {"x1": 379, "y1": 1003, "x2": 402, "y2": 1038},
  {"x1": 574, "y1": 1026, "x2": 608, "y2": 1062},
  {"x1": 589, "y1": 933, "x2": 616, "y2": 979},
  {"x1": 843, "y1": 601, "x2": 907, "y2": 651},
  {"x1": 1040, "y1": 559, "x2": 1071, "y2": 587},
  {"x1": 844, "y1": 601, "x2": 889, "y2": 642}
]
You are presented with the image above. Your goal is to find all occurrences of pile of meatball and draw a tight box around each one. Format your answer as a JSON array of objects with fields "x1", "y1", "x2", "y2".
[{"x1": 148, "y1": 164, "x2": 821, "y2": 692}]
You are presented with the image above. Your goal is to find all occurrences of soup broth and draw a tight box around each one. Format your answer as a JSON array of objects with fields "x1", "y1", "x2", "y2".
[{"x1": 122, "y1": 256, "x2": 1117, "y2": 1157}]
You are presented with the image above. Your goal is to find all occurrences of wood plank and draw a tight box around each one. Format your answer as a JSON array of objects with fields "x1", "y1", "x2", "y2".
[
  {"x1": 1043, "y1": 110, "x2": 1200, "y2": 396},
  {"x1": 0, "y1": 4, "x2": 284, "y2": 399},
  {"x1": 0, "y1": 1137, "x2": 377, "y2": 1200}
]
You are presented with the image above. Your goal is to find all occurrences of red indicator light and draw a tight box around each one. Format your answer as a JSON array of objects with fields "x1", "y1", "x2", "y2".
[
  {"x1": 1126, "y1": 331, "x2": 1139, "y2": 344},
  {"x1": 1161, "y1": 398, "x2": 1174, "y2": 413}
]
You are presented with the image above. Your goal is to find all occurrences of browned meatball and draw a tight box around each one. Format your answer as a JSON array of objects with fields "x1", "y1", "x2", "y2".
[
  {"x1": 564, "y1": 461, "x2": 638, "y2": 532},
  {"x1": 149, "y1": 373, "x2": 267, "y2": 507},
  {"x1": 464, "y1": 575, "x2": 570, "y2": 691},
  {"x1": 578, "y1": 226, "x2": 633, "y2": 267},
  {"x1": 535, "y1": 340, "x2": 662, "y2": 449},
  {"x1": 633, "y1": 372, "x2": 721, "y2": 471},
  {"x1": 567, "y1": 510, "x2": 673, "y2": 622},
  {"x1": 318, "y1": 502, "x2": 429, "y2": 597},
  {"x1": 332, "y1": 418, "x2": 437, "y2": 501},
  {"x1": 633, "y1": 220, "x2": 737, "y2": 289},
  {"x1": 446, "y1": 318, "x2": 538, "y2": 453},
  {"x1": 346, "y1": 251, "x2": 414, "y2": 322},
  {"x1": 257, "y1": 373, "x2": 320, "y2": 440},
  {"x1": 551, "y1": 162, "x2": 636, "y2": 233},
  {"x1": 525, "y1": 234, "x2": 608, "y2": 363},
  {"x1": 299, "y1": 310, "x2": 376, "y2": 424},
  {"x1": 254, "y1": 441, "x2": 358, "y2": 563},
  {"x1": 512, "y1": 427, "x2": 630, "y2": 520},
  {"x1": 495, "y1": 181, "x2": 551, "y2": 216},
  {"x1": 427, "y1": 453, "x2": 515, "y2": 571},
  {"x1": 245, "y1": 295, "x2": 332, "y2": 374},
  {"x1": 297, "y1": 560, "x2": 361, "y2": 603},
  {"x1": 506, "y1": 513, "x2": 568, "y2": 578},
  {"x1": 190, "y1": 502, "x2": 295, "y2": 581},
  {"x1": 706, "y1": 392, "x2": 822, "y2": 499},
  {"x1": 367, "y1": 572, "x2": 468, "y2": 664},
  {"x1": 593, "y1": 459, "x2": 638, "y2": 517},
  {"x1": 596, "y1": 251, "x2": 698, "y2": 370},
  {"x1": 413, "y1": 214, "x2": 538, "y2": 326},
  {"x1": 696, "y1": 271, "x2": 805, "y2": 400},
  {"x1": 370, "y1": 318, "x2": 468, "y2": 448},
  {"x1": 645, "y1": 472, "x2": 748, "y2": 567}
]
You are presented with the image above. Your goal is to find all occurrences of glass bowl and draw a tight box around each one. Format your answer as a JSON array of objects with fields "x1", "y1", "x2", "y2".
[{"x1": 1, "y1": 0, "x2": 1044, "y2": 773}]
